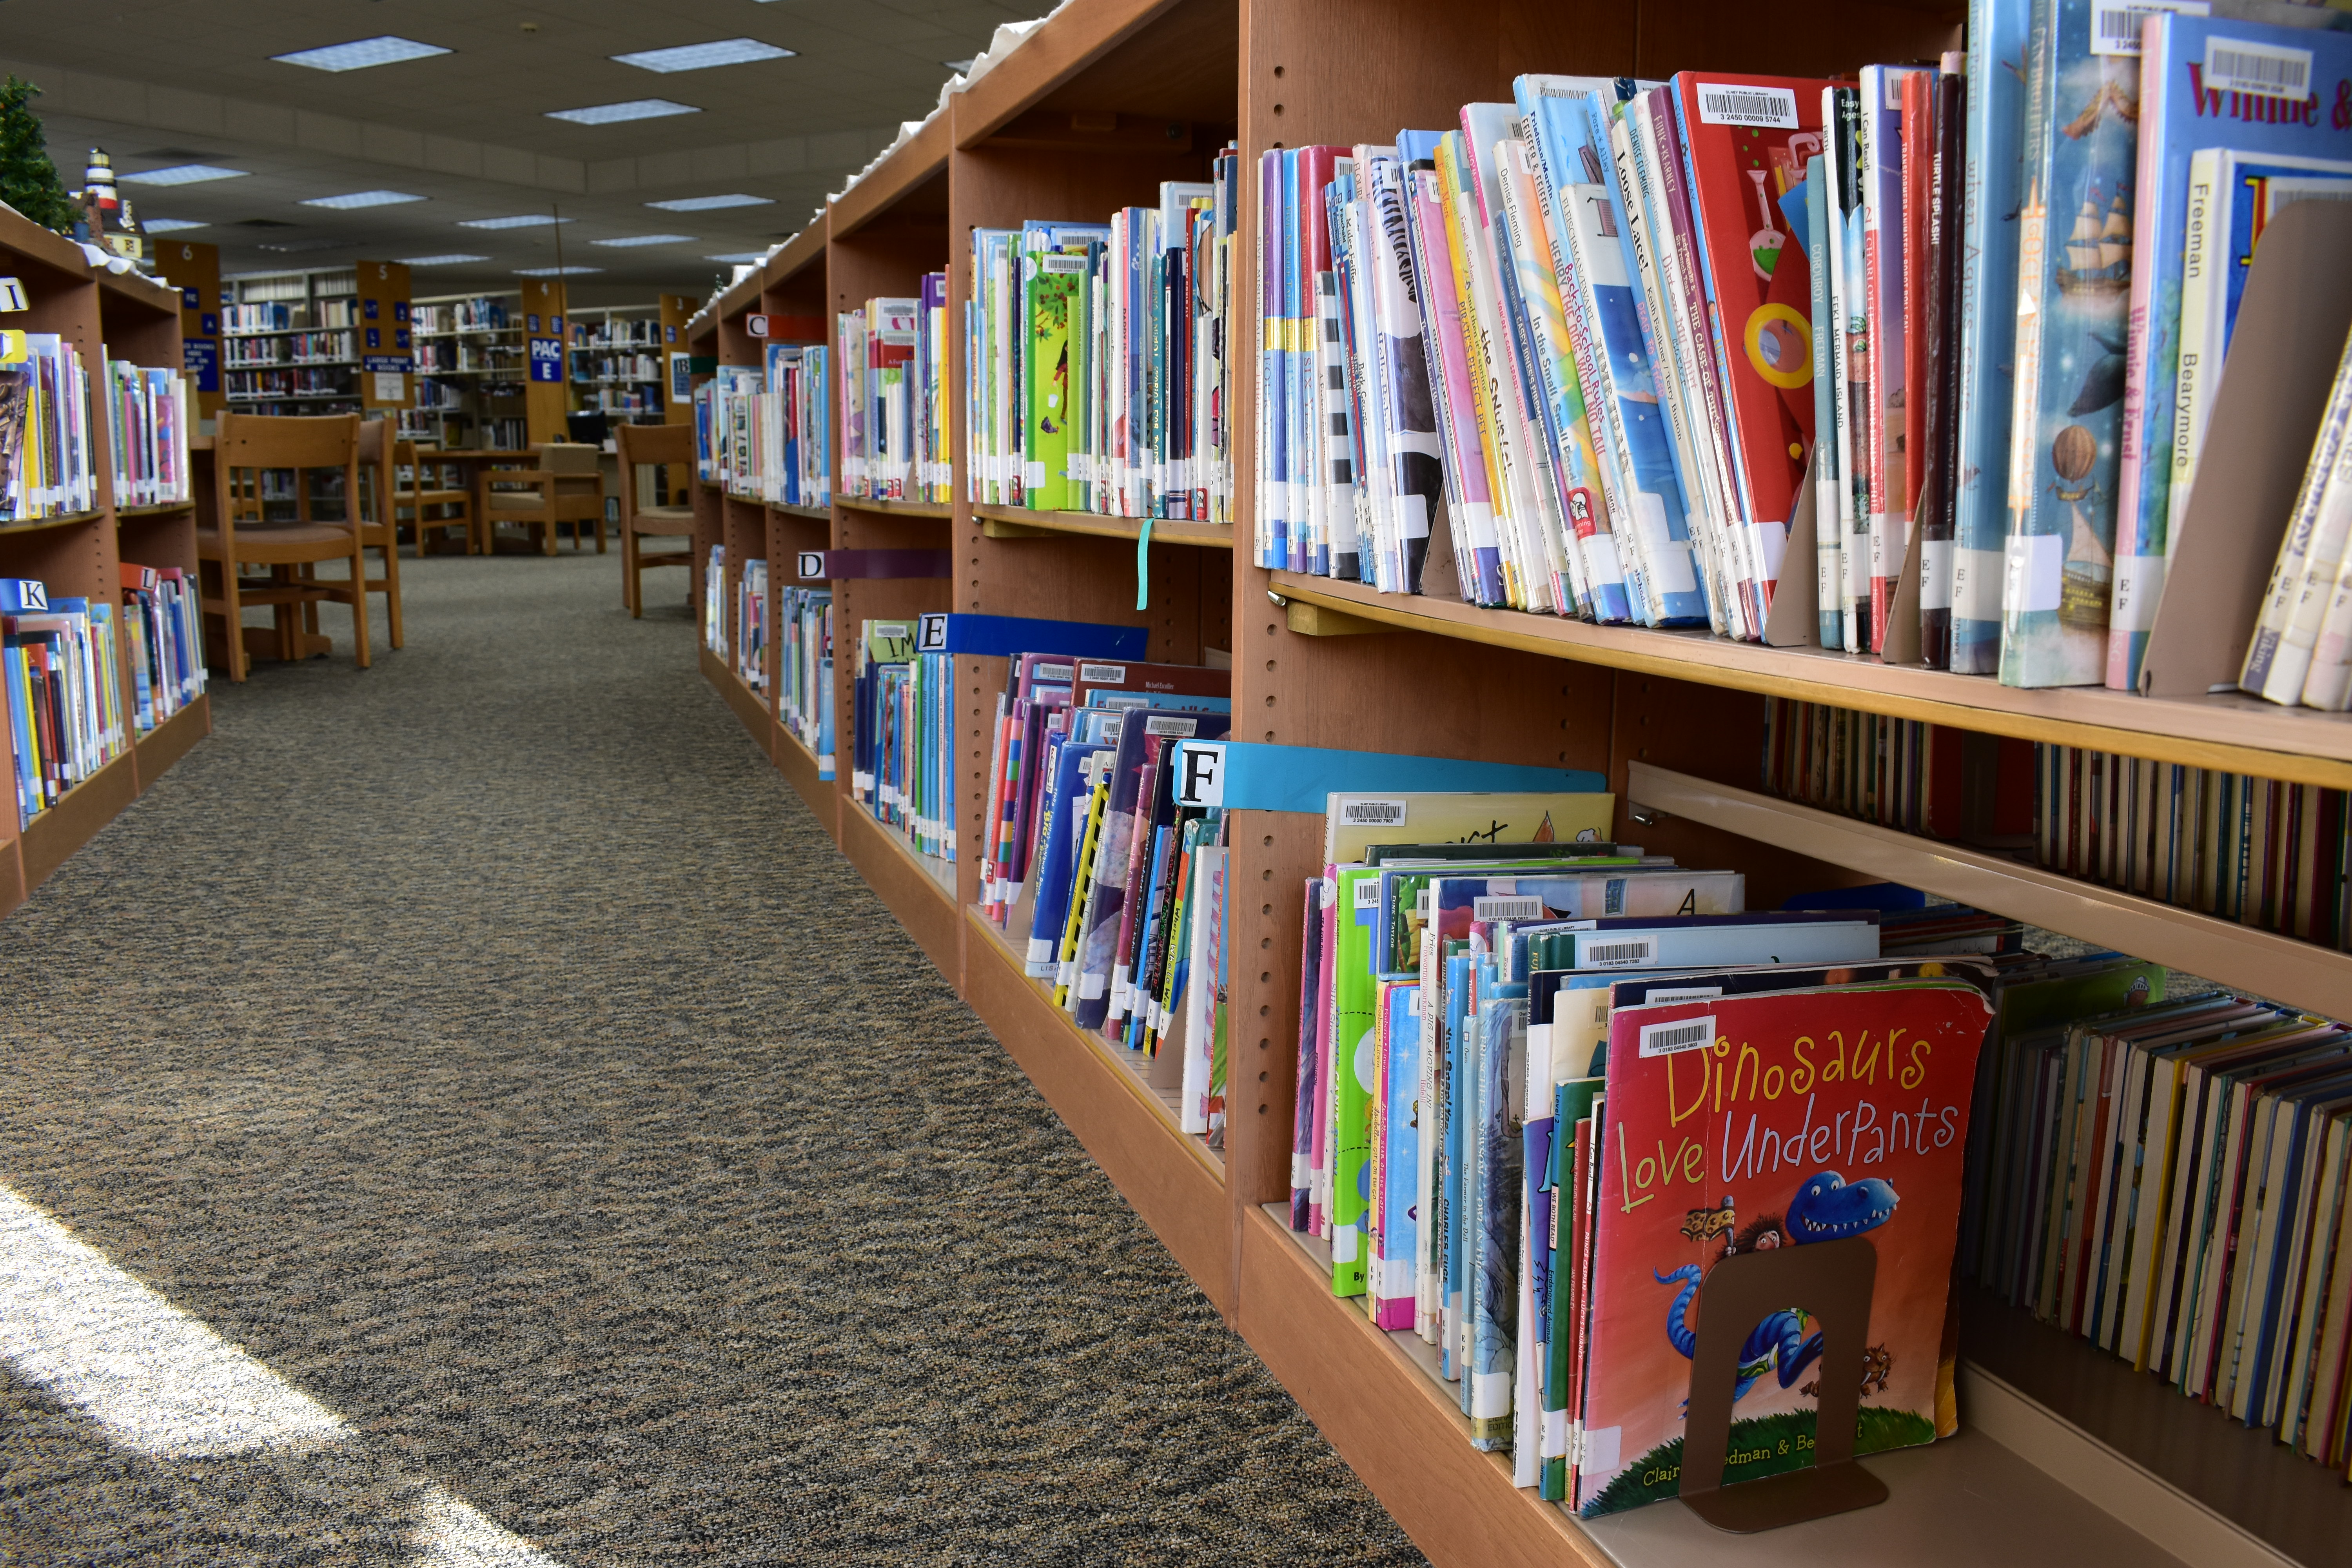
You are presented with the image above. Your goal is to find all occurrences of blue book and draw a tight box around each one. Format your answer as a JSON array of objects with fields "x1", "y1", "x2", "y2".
[
  {"x1": 2000, "y1": 0, "x2": 2145, "y2": 687},
  {"x1": 1953, "y1": 0, "x2": 2034, "y2": 675},
  {"x1": 1802, "y1": 157, "x2": 1841, "y2": 648},
  {"x1": 1024, "y1": 742, "x2": 1112, "y2": 976},
  {"x1": 2112, "y1": 9, "x2": 2352, "y2": 691},
  {"x1": 1376, "y1": 981, "x2": 1422, "y2": 1328},
  {"x1": 1441, "y1": 948, "x2": 1475, "y2": 1381}
]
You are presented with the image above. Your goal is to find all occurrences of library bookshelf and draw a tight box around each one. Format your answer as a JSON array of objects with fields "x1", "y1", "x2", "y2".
[
  {"x1": 0, "y1": 206, "x2": 210, "y2": 922},
  {"x1": 679, "y1": 2, "x2": 2352, "y2": 1563}
]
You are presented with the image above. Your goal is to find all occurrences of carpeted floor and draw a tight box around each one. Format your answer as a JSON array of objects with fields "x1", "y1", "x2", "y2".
[{"x1": 0, "y1": 550, "x2": 1426, "y2": 1567}]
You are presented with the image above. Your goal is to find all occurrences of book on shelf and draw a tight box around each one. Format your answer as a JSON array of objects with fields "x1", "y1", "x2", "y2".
[
  {"x1": 838, "y1": 287, "x2": 947, "y2": 505},
  {"x1": 778, "y1": 584, "x2": 833, "y2": 777},
  {"x1": 118, "y1": 562, "x2": 204, "y2": 737},
  {"x1": 101, "y1": 359, "x2": 189, "y2": 511},
  {"x1": 2, "y1": 577, "x2": 131, "y2": 829},
  {"x1": 735, "y1": 559, "x2": 767, "y2": 691},
  {"x1": 0, "y1": 334, "x2": 97, "y2": 522},
  {"x1": 967, "y1": 157, "x2": 1240, "y2": 525},
  {"x1": 703, "y1": 545, "x2": 726, "y2": 659}
]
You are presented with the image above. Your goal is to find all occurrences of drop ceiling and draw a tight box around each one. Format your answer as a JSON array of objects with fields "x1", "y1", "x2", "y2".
[{"x1": 0, "y1": 0, "x2": 1034, "y2": 304}]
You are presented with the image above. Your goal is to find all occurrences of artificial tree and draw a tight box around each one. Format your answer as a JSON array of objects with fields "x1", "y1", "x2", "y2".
[{"x1": 0, "y1": 77, "x2": 81, "y2": 236}]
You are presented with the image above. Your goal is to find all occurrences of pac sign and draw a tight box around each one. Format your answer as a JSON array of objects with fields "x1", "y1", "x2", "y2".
[
  {"x1": 746, "y1": 314, "x2": 770, "y2": 338},
  {"x1": 527, "y1": 337, "x2": 564, "y2": 382},
  {"x1": 915, "y1": 612, "x2": 949, "y2": 652},
  {"x1": 1172, "y1": 741, "x2": 1225, "y2": 809},
  {"x1": 797, "y1": 551, "x2": 826, "y2": 580}
]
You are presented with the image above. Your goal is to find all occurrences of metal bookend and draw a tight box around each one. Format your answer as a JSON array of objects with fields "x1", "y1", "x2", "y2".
[{"x1": 1676, "y1": 1235, "x2": 1889, "y2": 1533}]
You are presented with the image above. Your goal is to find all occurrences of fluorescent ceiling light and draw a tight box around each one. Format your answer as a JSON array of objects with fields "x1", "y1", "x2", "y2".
[
  {"x1": 515, "y1": 266, "x2": 601, "y2": 277},
  {"x1": 271, "y1": 36, "x2": 450, "y2": 72},
  {"x1": 457, "y1": 214, "x2": 573, "y2": 230},
  {"x1": 299, "y1": 190, "x2": 425, "y2": 210},
  {"x1": 944, "y1": 58, "x2": 976, "y2": 72},
  {"x1": 706, "y1": 252, "x2": 764, "y2": 263},
  {"x1": 590, "y1": 234, "x2": 695, "y2": 248},
  {"x1": 546, "y1": 98, "x2": 700, "y2": 126},
  {"x1": 121, "y1": 164, "x2": 246, "y2": 187},
  {"x1": 399, "y1": 254, "x2": 489, "y2": 266},
  {"x1": 612, "y1": 38, "x2": 793, "y2": 73},
  {"x1": 142, "y1": 218, "x2": 207, "y2": 233},
  {"x1": 647, "y1": 193, "x2": 770, "y2": 212}
]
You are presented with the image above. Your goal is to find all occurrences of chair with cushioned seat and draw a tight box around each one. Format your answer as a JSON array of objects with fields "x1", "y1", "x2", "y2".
[
  {"x1": 197, "y1": 411, "x2": 371, "y2": 682},
  {"x1": 616, "y1": 422, "x2": 696, "y2": 617},
  {"x1": 482, "y1": 443, "x2": 604, "y2": 555}
]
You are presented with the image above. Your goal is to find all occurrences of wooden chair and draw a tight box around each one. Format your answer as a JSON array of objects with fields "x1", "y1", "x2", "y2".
[
  {"x1": 617, "y1": 422, "x2": 695, "y2": 617},
  {"x1": 352, "y1": 419, "x2": 405, "y2": 649},
  {"x1": 483, "y1": 443, "x2": 605, "y2": 555},
  {"x1": 198, "y1": 412, "x2": 371, "y2": 682},
  {"x1": 395, "y1": 444, "x2": 479, "y2": 555}
]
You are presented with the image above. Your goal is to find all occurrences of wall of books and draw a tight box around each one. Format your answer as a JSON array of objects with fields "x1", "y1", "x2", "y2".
[
  {"x1": 0, "y1": 203, "x2": 211, "y2": 921},
  {"x1": 676, "y1": 2, "x2": 2352, "y2": 1564}
]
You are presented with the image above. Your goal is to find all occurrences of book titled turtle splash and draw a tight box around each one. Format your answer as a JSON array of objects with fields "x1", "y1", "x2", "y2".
[{"x1": 1573, "y1": 979, "x2": 1991, "y2": 1515}]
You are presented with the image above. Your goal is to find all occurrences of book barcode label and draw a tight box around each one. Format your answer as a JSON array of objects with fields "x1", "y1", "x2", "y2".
[
  {"x1": 1079, "y1": 662, "x2": 1126, "y2": 682},
  {"x1": 1099, "y1": 693, "x2": 1149, "y2": 710},
  {"x1": 1693, "y1": 83, "x2": 1798, "y2": 129},
  {"x1": 1639, "y1": 1015, "x2": 1718, "y2": 1058},
  {"x1": 1583, "y1": 938, "x2": 1658, "y2": 968},
  {"x1": 2203, "y1": 36, "x2": 2313, "y2": 98},
  {"x1": 1354, "y1": 878, "x2": 1383, "y2": 910},
  {"x1": 1142, "y1": 714, "x2": 1200, "y2": 737},
  {"x1": 1042, "y1": 254, "x2": 1088, "y2": 274},
  {"x1": 1645, "y1": 987, "x2": 1723, "y2": 1005},
  {"x1": 1474, "y1": 895, "x2": 1548, "y2": 921},
  {"x1": 1339, "y1": 797, "x2": 1408, "y2": 826},
  {"x1": 1035, "y1": 662, "x2": 1073, "y2": 682},
  {"x1": 1416, "y1": 888, "x2": 1432, "y2": 917},
  {"x1": 2088, "y1": 0, "x2": 2207, "y2": 56}
]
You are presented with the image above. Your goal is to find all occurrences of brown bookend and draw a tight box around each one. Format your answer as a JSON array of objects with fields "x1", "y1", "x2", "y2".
[
  {"x1": 2139, "y1": 201, "x2": 2352, "y2": 699},
  {"x1": 1677, "y1": 1234, "x2": 1890, "y2": 1532},
  {"x1": 1762, "y1": 447, "x2": 1822, "y2": 648}
]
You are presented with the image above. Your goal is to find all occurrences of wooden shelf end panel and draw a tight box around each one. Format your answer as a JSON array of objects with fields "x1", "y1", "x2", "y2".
[{"x1": 964, "y1": 910, "x2": 1232, "y2": 1317}]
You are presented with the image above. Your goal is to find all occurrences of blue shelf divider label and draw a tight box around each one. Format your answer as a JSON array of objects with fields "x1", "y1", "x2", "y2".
[{"x1": 1172, "y1": 740, "x2": 1606, "y2": 813}]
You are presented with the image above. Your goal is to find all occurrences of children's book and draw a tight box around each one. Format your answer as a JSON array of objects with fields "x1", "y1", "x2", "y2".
[
  {"x1": 1573, "y1": 979, "x2": 1993, "y2": 1516},
  {"x1": 2112, "y1": 13, "x2": 2352, "y2": 692}
]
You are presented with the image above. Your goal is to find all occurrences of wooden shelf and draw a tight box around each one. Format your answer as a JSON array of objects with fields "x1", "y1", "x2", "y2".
[
  {"x1": 1271, "y1": 572, "x2": 2352, "y2": 790},
  {"x1": 837, "y1": 804, "x2": 961, "y2": 984},
  {"x1": 116, "y1": 499, "x2": 196, "y2": 519},
  {"x1": 15, "y1": 747, "x2": 139, "y2": 891},
  {"x1": 840, "y1": 497, "x2": 953, "y2": 521},
  {"x1": 132, "y1": 695, "x2": 210, "y2": 786},
  {"x1": 831, "y1": 113, "x2": 951, "y2": 238},
  {"x1": 771, "y1": 502, "x2": 831, "y2": 521},
  {"x1": 0, "y1": 507, "x2": 104, "y2": 536},
  {"x1": 772, "y1": 722, "x2": 837, "y2": 838},
  {"x1": 1625, "y1": 760, "x2": 2352, "y2": 1017},
  {"x1": 972, "y1": 502, "x2": 1234, "y2": 549},
  {"x1": 965, "y1": 909, "x2": 1231, "y2": 1312},
  {"x1": 701, "y1": 645, "x2": 774, "y2": 763}
]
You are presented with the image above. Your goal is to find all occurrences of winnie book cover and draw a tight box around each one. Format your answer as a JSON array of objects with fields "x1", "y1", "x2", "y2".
[{"x1": 1574, "y1": 978, "x2": 1992, "y2": 1516}]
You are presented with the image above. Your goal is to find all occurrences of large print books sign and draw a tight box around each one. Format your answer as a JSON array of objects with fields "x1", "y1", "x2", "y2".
[{"x1": 1573, "y1": 979, "x2": 1991, "y2": 1517}]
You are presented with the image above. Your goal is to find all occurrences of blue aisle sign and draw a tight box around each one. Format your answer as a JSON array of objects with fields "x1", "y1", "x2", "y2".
[{"x1": 528, "y1": 338, "x2": 563, "y2": 383}]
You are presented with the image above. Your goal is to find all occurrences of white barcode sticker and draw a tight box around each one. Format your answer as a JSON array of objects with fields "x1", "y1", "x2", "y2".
[
  {"x1": 1694, "y1": 83, "x2": 1799, "y2": 129},
  {"x1": 1098, "y1": 693, "x2": 1149, "y2": 710},
  {"x1": 1416, "y1": 888, "x2": 1432, "y2": 917},
  {"x1": 1354, "y1": 878, "x2": 1383, "y2": 911},
  {"x1": 1582, "y1": 937, "x2": 1658, "y2": 969},
  {"x1": 1339, "y1": 797, "x2": 1408, "y2": 826},
  {"x1": 1640, "y1": 1014, "x2": 1718, "y2": 1058},
  {"x1": 2203, "y1": 36, "x2": 2313, "y2": 98},
  {"x1": 1142, "y1": 714, "x2": 1200, "y2": 737},
  {"x1": 1474, "y1": 895, "x2": 1548, "y2": 921},
  {"x1": 1035, "y1": 662, "x2": 1073, "y2": 681},
  {"x1": 1080, "y1": 663, "x2": 1126, "y2": 683},
  {"x1": 2088, "y1": 0, "x2": 2207, "y2": 56},
  {"x1": 1644, "y1": 986, "x2": 1723, "y2": 1005},
  {"x1": 1042, "y1": 254, "x2": 1088, "y2": 274}
]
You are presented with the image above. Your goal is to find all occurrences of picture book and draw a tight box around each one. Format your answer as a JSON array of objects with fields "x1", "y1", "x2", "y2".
[
  {"x1": 2000, "y1": 0, "x2": 2145, "y2": 687},
  {"x1": 1574, "y1": 979, "x2": 1993, "y2": 1516},
  {"x1": 2112, "y1": 12, "x2": 2352, "y2": 692}
]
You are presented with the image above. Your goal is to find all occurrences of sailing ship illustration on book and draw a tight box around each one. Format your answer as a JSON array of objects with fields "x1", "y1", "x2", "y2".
[{"x1": 2056, "y1": 187, "x2": 2131, "y2": 297}]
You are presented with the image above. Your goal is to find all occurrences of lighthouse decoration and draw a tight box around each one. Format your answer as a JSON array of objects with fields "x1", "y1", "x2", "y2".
[{"x1": 80, "y1": 147, "x2": 147, "y2": 265}]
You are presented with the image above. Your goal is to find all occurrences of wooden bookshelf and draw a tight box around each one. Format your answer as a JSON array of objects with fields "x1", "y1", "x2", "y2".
[
  {"x1": 772, "y1": 502, "x2": 831, "y2": 522},
  {"x1": 668, "y1": 2, "x2": 2352, "y2": 1563}
]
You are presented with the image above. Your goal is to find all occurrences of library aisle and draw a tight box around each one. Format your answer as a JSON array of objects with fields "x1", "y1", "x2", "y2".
[{"x1": 0, "y1": 556, "x2": 1421, "y2": 1566}]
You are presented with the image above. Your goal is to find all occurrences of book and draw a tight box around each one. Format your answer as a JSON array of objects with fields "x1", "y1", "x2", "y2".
[{"x1": 1574, "y1": 979, "x2": 1993, "y2": 1516}]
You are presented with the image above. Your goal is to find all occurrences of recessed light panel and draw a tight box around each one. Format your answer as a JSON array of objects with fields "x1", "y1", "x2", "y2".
[
  {"x1": 546, "y1": 99, "x2": 701, "y2": 126},
  {"x1": 120, "y1": 165, "x2": 247, "y2": 186},
  {"x1": 399, "y1": 254, "x2": 490, "y2": 266},
  {"x1": 590, "y1": 234, "x2": 695, "y2": 248},
  {"x1": 271, "y1": 36, "x2": 450, "y2": 72},
  {"x1": 142, "y1": 218, "x2": 207, "y2": 233},
  {"x1": 612, "y1": 38, "x2": 793, "y2": 73},
  {"x1": 647, "y1": 193, "x2": 771, "y2": 212},
  {"x1": 457, "y1": 214, "x2": 573, "y2": 230},
  {"x1": 299, "y1": 191, "x2": 425, "y2": 210},
  {"x1": 705, "y1": 252, "x2": 765, "y2": 263},
  {"x1": 515, "y1": 266, "x2": 601, "y2": 277}
]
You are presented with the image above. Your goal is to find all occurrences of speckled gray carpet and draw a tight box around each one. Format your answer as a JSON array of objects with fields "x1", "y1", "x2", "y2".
[{"x1": 0, "y1": 551, "x2": 1425, "y2": 1567}]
